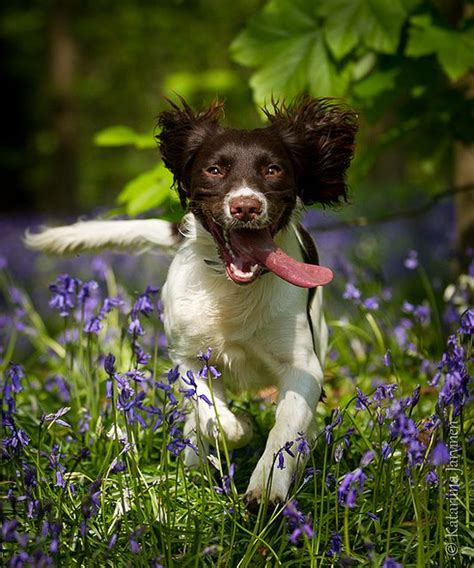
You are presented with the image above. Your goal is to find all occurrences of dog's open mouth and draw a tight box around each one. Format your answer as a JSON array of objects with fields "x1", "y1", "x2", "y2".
[{"x1": 209, "y1": 222, "x2": 333, "y2": 288}]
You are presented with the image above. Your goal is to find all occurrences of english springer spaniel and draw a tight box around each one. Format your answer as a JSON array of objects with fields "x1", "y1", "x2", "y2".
[{"x1": 26, "y1": 96, "x2": 358, "y2": 510}]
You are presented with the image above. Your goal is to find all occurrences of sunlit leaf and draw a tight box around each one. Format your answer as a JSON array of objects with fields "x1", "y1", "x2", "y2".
[
  {"x1": 117, "y1": 163, "x2": 177, "y2": 216},
  {"x1": 163, "y1": 69, "x2": 239, "y2": 99},
  {"x1": 406, "y1": 15, "x2": 474, "y2": 81},
  {"x1": 316, "y1": 0, "x2": 409, "y2": 59},
  {"x1": 94, "y1": 126, "x2": 156, "y2": 149},
  {"x1": 231, "y1": 0, "x2": 351, "y2": 101},
  {"x1": 353, "y1": 68, "x2": 399, "y2": 99}
]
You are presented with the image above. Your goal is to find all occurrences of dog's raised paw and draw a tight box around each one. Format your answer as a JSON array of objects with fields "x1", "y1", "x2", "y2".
[{"x1": 244, "y1": 490, "x2": 282, "y2": 515}]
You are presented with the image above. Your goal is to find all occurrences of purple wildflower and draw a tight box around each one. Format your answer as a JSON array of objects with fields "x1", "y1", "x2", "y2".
[
  {"x1": 81, "y1": 479, "x2": 102, "y2": 534},
  {"x1": 460, "y1": 307, "x2": 473, "y2": 335},
  {"x1": 388, "y1": 401, "x2": 425, "y2": 467},
  {"x1": 363, "y1": 296, "x2": 379, "y2": 310},
  {"x1": 355, "y1": 387, "x2": 371, "y2": 411},
  {"x1": 214, "y1": 463, "x2": 235, "y2": 495},
  {"x1": 426, "y1": 470, "x2": 439, "y2": 486},
  {"x1": 383, "y1": 350, "x2": 391, "y2": 367},
  {"x1": 323, "y1": 410, "x2": 343, "y2": 444},
  {"x1": 373, "y1": 383, "x2": 398, "y2": 404},
  {"x1": 45, "y1": 375, "x2": 70, "y2": 402},
  {"x1": 197, "y1": 348, "x2": 221, "y2": 379},
  {"x1": 49, "y1": 274, "x2": 81, "y2": 317},
  {"x1": 42, "y1": 406, "x2": 71, "y2": 429},
  {"x1": 282, "y1": 500, "x2": 314, "y2": 543},
  {"x1": 77, "y1": 280, "x2": 98, "y2": 305},
  {"x1": 104, "y1": 353, "x2": 116, "y2": 376},
  {"x1": 132, "y1": 286, "x2": 159, "y2": 318},
  {"x1": 382, "y1": 557, "x2": 403, "y2": 568},
  {"x1": 295, "y1": 432, "x2": 310, "y2": 455},
  {"x1": 343, "y1": 282, "x2": 361, "y2": 303},
  {"x1": 381, "y1": 442, "x2": 392, "y2": 460},
  {"x1": 431, "y1": 441, "x2": 450, "y2": 465},
  {"x1": 404, "y1": 250, "x2": 419, "y2": 270},
  {"x1": 327, "y1": 531, "x2": 342, "y2": 557},
  {"x1": 360, "y1": 450, "x2": 376, "y2": 467},
  {"x1": 337, "y1": 467, "x2": 367, "y2": 508}
]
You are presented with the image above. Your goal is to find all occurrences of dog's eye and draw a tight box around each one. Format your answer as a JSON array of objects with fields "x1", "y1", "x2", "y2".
[
  {"x1": 205, "y1": 166, "x2": 223, "y2": 177},
  {"x1": 266, "y1": 164, "x2": 282, "y2": 177}
]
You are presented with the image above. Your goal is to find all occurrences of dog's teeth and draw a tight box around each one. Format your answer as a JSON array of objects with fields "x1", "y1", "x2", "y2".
[
  {"x1": 230, "y1": 263, "x2": 255, "y2": 280},
  {"x1": 250, "y1": 264, "x2": 259, "y2": 273}
]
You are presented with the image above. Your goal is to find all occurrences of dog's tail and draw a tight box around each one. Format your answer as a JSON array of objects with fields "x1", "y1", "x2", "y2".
[{"x1": 25, "y1": 219, "x2": 179, "y2": 256}]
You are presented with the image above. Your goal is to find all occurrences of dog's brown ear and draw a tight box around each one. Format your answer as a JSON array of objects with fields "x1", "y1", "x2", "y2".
[
  {"x1": 264, "y1": 97, "x2": 358, "y2": 206},
  {"x1": 157, "y1": 98, "x2": 224, "y2": 208}
]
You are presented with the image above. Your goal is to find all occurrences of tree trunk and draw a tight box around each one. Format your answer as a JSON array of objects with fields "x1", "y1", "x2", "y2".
[
  {"x1": 39, "y1": 0, "x2": 78, "y2": 213},
  {"x1": 454, "y1": 143, "x2": 474, "y2": 270}
]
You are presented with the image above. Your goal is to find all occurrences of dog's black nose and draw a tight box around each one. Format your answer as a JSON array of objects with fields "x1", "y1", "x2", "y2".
[{"x1": 229, "y1": 196, "x2": 263, "y2": 222}]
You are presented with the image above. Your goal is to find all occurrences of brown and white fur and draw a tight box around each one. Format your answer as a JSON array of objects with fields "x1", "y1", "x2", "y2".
[{"x1": 26, "y1": 97, "x2": 358, "y2": 510}]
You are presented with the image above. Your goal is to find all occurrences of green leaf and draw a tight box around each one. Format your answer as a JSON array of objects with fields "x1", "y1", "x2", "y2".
[
  {"x1": 94, "y1": 126, "x2": 156, "y2": 149},
  {"x1": 317, "y1": 0, "x2": 408, "y2": 59},
  {"x1": 163, "y1": 69, "x2": 240, "y2": 99},
  {"x1": 406, "y1": 15, "x2": 474, "y2": 81},
  {"x1": 353, "y1": 68, "x2": 399, "y2": 99},
  {"x1": 231, "y1": 0, "x2": 351, "y2": 101},
  {"x1": 117, "y1": 163, "x2": 178, "y2": 216}
]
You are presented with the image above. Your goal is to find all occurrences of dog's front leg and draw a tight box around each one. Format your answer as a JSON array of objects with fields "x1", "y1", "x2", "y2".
[
  {"x1": 245, "y1": 364, "x2": 323, "y2": 510},
  {"x1": 180, "y1": 365, "x2": 253, "y2": 467}
]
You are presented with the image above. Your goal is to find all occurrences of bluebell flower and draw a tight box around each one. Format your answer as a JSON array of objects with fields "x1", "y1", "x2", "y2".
[
  {"x1": 81, "y1": 478, "x2": 102, "y2": 531},
  {"x1": 373, "y1": 383, "x2": 398, "y2": 404},
  {"x1": 426, "y1": 470, "x2": 438, "y2": 486},
  {"x1": 381, "y1": 441, "x2": 392, "y2": 460},
  {"x1": 133, "y1": 342, "x2": 150, "y2": 365},
  {"x1": 197, "y1": 348, "x2": 221, "y2": 379},
  {"x1": 460, "y1": 307, "x2": 473, "y2": 335},
  {"x1": 431, "y1": 441, "x2": 450, "y2": 465},
  {"x1": 132, "y1": 286, "x2": 159, "y2": 318},
  {"x1": 108, "y1": 533, "x2": 118, "y2": 549},
  {"x1": 45, "y1": 375, "x2": 70, "y2": 402},
  {"x1": 363, "y1": 296, "x2": 379, "y2": 310},
  {"x1": 77, "y1": 280, "x2": 98, "y2": 305},
  {"x1": 282, "y1": 500, "x2": 314, "y2": 543},
  {"x1": 355, "y1": 387, "x2": 372, "y2": 411},
  {"x1": 383, "y1": 350, "x2": 391, "y2": 367},
  {"x1": 42, "y1": 406, "x2": 71, "y2": 428},
  {"x1": 343, "y1": 282, "x2": 361, "y2": 303},
  {"x1": 404, "y1": 250, "x2": 419, "y2": 270},
  {"x1": 435, "y1": 331, "x2": 470, "y2": 417},
  {"x1": 128, "y1": 318, "x2": 145, "y2": 337},
  {"x1": 360, "y1": 450, "x2": 376, "y2": 467},
  {"x1": 295, "y1": 432, "x2": 310, "y2": 455},
  {"x1": 327, "y1": 531, "x2": 342, "y2": 557},
  {"x1": 84, "y1": 316, "x2": 102, "y2": 335},
  {"x1": 214, "y1": 463, "x2": 235, "y2": 495},
  {"x1": 382, "y1": 556, "x2": 403, "y2": 568},
  {"x1": 104, "y1": 353, "x2": 116, "y2": 376},
  {"x1": 49, "y1": 274, "x2": 81, "y2": 317},
  {"x1": 337, "y1": 467, "x2": 367, "y2": 508}
]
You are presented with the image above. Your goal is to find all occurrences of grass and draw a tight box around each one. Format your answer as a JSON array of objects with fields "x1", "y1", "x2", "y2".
[{"x1": 0, "y1": 254, "x2": 472, "y2": 567}]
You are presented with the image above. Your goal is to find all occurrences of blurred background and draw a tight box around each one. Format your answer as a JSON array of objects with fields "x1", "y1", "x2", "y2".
[{"x1": 0, "y1": 0, "x2": 473, "y2": 302}]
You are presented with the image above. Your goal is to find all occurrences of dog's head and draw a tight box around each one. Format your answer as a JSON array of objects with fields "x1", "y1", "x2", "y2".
[{"x1": 157, "y1": 96, "x2": 358, "y2": 286}]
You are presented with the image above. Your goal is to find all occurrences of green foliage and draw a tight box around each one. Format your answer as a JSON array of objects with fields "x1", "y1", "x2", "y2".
[
  {"x1": 230, "y1": 0, "x2": 352, "y2": 100},
  {"x1": 94, "y1": 125, "x2": 181, "y2": 219},
  {"x1": 231, "y1": 0, "x2": 474, "y2": 194},
  {"x1": 94, "y1": 126, "x2": 156, "y2": 150},
  {"x1": 406, "y1": 13, "x2": 474, "y2": 81}
]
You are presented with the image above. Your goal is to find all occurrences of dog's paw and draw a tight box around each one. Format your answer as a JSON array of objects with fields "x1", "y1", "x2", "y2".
[
  {"x1": 204, "y1": 411, "x2": 253, "y2": 449},
  {"x1": 244, "y1": 488, "x2": 283, "y2": 515}
]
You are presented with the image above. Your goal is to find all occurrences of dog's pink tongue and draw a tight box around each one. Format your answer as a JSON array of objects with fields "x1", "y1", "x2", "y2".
[{"x1": 229, "y1": 229, "x2": 333, "y2": 288}]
